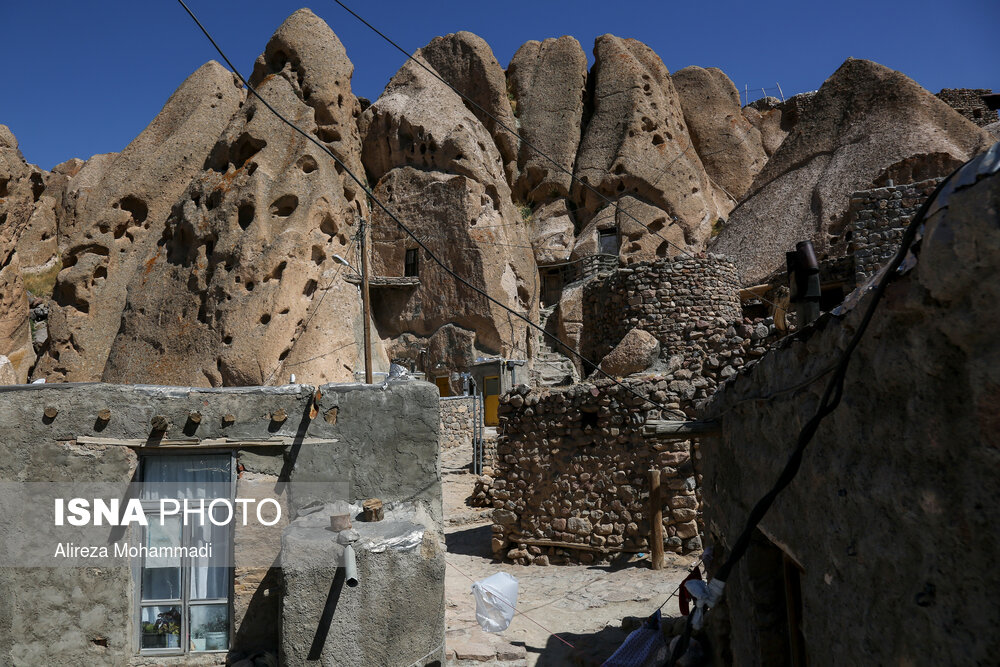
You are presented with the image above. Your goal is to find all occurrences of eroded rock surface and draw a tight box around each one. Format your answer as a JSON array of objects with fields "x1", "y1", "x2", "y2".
[
  {"x1": 36, "y1": 60, "x2": 244, "y2": 382},
  {"x1": 598, "y1": 328, "x2": 660, "y2": 377},
  {"x1": 572, "y1": 35, "x2": 724, "y2": 261},
  {"x1": 672, "y1": 66, "x2": 767, "y2": 202},
  {"x1": 713, "y1": 59, "x2": 993, "y2": 283},
  {"x1": 103, "y1": 11, "x2": 386, "y2": 386},
  {"x1": 418, "y1": 32, "x2": 520, "y2": 184}
]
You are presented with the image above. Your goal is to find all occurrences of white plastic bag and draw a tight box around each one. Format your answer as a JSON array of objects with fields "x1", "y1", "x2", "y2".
[{"x1": 471, "y1": 572, "x2": 519, "y2": 632}]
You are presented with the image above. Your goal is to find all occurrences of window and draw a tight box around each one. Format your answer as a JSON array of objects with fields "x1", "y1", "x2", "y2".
[
  {"x1": 137, "y1": 453, "x2": 234, "y2": 656},
  {"x1": 404, "y1": 248, "x2": 419, "y2": 277},
  {"x1": 598, "y1": 228, "x2": 618, "y2": 255}
]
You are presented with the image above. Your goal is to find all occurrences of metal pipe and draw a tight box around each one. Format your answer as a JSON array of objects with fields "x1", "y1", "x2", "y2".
[{"x1": 343, "y1": 544, "x2": 359, "y2": 587}]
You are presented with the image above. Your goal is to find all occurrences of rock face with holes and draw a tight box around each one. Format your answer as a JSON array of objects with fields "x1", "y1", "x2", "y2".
[
  {"x1": 672, "y1": 66, "x2": 767, "y2": 202},
  {"x1": 713, "y1": 58, "x2": 994, "y2": 284},
  {"x1": 34, "y1": 60, "x2": 244, "y2": 382},
  {"x1": 103, "y1": 10, "x2": 389, "y2": 386},
  {"x1": 571, "y1": 35, "x2": 726, "y2": 262},
  {"x1": 367, "y1": 166, "x2": 536, "y2": 371},
  {"x1": 506, "y1": 37, "x2": 588, "y2": 266},
  {"x1": 417, "y1": 31, "x2": 520, "y2": 184},
  {"x1": 0, "y1": 125, "x2": 40, "y2": 381},
  {"x1": 361, "y1": 43, "x2": 537, "y2": 373}
]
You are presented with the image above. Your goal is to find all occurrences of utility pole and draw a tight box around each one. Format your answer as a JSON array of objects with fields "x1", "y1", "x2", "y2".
[{"x1": 359, "y1": 217, "x2": 373, "y2": 384}]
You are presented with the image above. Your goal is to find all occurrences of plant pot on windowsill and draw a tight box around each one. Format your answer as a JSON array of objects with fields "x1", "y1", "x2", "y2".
[
  {"x1": 191, "y1": 636, "x2": 207, "y2": 651},
  {"x1": 205, "y1": 631, "x2": 227, "y2": 651},
  {"x1": 142, "y1": 633, "x2": 166, "y2": 649}
]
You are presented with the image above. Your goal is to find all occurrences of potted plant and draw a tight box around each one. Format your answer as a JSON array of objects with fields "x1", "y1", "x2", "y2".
[
  {"x1": 164, "y1": 622, "x2": 180, "y2": 649},
  {"x1": 191, "y1": 626, "x2": 207, "y2": 652},
  {"x1": 141, "y1": 622, "x2": 165, "y2": 649},
  {"x1": 204, "y1": 615, "x2": 228, "y2": 651}
]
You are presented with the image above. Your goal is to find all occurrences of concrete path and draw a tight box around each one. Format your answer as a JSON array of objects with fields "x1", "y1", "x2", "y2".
[{"x1": 441, "y1": 444, "x2": 696, "y2": 665}]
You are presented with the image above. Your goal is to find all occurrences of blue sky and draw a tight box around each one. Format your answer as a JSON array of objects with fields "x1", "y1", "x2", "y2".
[{"x1": 3, "y1": 0, "x2": 997, "y2": 170}]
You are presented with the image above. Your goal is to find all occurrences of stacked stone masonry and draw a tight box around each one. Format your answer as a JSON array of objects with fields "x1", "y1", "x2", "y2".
[
  {"x1": 491, "y1": 379, "x2": 703, "y2": 566},
  {"x1": 935, "y1": 88, "x2": 998, "y2": 127},
  {"x1": 583, "y1": 255, "x2": 744, "y2": 374},
  {"x1": 440, "y1": 395, "x2": 476, "y2": 450},
  {"x1": 849, "y1": 178, "x2": 942, "y2": 283}
]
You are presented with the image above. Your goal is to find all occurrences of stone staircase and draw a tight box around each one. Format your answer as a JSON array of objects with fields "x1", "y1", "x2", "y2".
[{"x1": 530, "y1": 305, "x2": 579, "y2": 388}]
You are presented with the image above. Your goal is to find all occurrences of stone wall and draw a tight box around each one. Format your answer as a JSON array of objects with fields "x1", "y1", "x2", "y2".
[
  {"x1": 700, "y1": 168, "x2": 1000, "y2": 664},
  {"x1": 848, "y1": 178, "x2": 942, "y2": 283},
  {"x1": 936, "y1": 88, "x2": 997, "y2": 127},
  {"x1": 0, "y1": 380, "x2": 444, "y2": 667},
  {"x1": 440, "y1": 395, "x2": 476, "y2": 450},
  {"x1": 582, "y1": 255, "x2": 743, "y2": 365},
  {"x1": 491, "y1": 379, "x2": 703, "y2": 565}
]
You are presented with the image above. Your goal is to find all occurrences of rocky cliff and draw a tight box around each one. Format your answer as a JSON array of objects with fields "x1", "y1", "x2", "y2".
[{"x1": 0, "y1": 10, "x2": 992, "y2": 385}]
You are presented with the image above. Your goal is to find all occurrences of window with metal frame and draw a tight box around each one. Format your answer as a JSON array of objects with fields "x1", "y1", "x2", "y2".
[{"x1": 136, "y1": 453, "x2": 234, "y2": 656}]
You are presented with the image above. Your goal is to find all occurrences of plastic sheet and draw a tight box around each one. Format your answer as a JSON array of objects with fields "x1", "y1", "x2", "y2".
[{"x1": 471, "y1": 572, "x2": 519, "y2": 633}]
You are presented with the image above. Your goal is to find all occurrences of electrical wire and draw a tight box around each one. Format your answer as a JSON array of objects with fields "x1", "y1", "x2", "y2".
[
  {"x1": 174, "y1": 0, "x2": 690, "y2": 414},
  {"x1": 665, "y1": 168, "x2": 960, "y2": 664},
  {"x1": 328, "y1": 0, "x2": 791, "y2": 318},
  {"x1": 262, "y1": 229, "x2": 360, "y2": 384}
]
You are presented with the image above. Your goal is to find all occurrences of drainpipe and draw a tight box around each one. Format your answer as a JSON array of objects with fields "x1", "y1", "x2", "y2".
[{"x1": 343, "y1": 544, "x2": 359, "y2": 587}]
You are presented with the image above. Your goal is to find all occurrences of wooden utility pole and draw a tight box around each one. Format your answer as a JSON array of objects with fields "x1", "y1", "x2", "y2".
[
  {"x1": 359, "y1": 217, "x2": 373, "y2": 384},
  {"x1": 649, "y1": 468, "x2": 664, "y2": 570}
]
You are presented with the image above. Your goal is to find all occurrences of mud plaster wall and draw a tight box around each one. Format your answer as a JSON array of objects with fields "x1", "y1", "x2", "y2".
[
  {"x1": 0, "y1": 380, "x2": 443, "y2": 667},
  {"x1": 701, "y1": 171, "x2": 1000, "y2": 664}
]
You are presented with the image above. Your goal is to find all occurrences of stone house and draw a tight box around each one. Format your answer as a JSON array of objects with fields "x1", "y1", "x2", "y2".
[{"x1": 0, "y1": 380, "x2": 445, "y2": 666}]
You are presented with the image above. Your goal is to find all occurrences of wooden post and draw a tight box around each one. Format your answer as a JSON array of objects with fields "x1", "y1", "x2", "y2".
[
  {"x1": 745, "y1": 83, "x2": 749, "y2": 107},
  {"x1": 359, "y1": 217, "x2": 373, "y2": 384},
  {"x1": 776, "y1": 82, "x2": 785, "y2": 102},
  {"x1": 649, "y1": 468, "x2": 664, "y2": 570}
]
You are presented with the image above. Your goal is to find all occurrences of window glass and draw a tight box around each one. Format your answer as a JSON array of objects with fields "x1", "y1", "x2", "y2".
[
  {"x1": 140, "y1": 605, "x2": 182, "y2": 650},
  {"x1": 141, "y1": 454, "x2": 231, "y2": 500},
  {"x1": 141, "y1": 515, "x2": 182, "y2": 601},
  {"x1": 190, "y1": 604, "x2": 230, "y2": 652}
]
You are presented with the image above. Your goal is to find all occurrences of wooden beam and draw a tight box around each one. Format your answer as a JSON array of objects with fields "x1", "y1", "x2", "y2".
[
  {"x1": 649, "y1": 468, "x2": 664, "y2": 570},
  {"x1": 72, "y1": 436, "x2": 338, "y2": 448},
  {"x1": 642, "y1": 420, "x2": 720, "y2": 438}
]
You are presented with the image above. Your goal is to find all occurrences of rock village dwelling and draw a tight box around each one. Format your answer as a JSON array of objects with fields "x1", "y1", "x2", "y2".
[{"x1": 0, "y1": 7, "x2": 997, "y2": 666}]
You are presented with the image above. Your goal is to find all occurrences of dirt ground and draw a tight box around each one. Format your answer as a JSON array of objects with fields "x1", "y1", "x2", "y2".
[{"x1": 441, "y1": 444, "x2": 696, "y2": 666}]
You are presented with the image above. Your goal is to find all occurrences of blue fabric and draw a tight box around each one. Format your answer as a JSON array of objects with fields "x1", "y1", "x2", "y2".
[{"x1": 602, "y1": 610, "x2": 668, "y2": 667}]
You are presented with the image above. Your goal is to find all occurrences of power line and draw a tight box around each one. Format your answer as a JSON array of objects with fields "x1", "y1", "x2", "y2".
[
  {"x1": 174, "y1": 0, "x2": 686, "y2": 414},
  {"x1": 262, "y1": 229, "x2": 360, "y2": 384},
  {"x1": 330, "y1": 0, "x2": 700, "y2": 263},
  {"x1": 666, "y1": 168, "x2": 961, "y2": 663},
  {"x1": 329, "y1": 0, "x2": 790, "y2": 317}
]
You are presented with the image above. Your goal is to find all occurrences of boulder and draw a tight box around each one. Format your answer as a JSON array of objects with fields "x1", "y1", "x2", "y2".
[
  {"x1": 741, "y1": 105, "x2": 786, "y2": 157},
  {"x1": 672, "y1": 66, "x2": 767, "y2": 202},
  {"x1": 507, "y1": 36, "x2": 588, "y2": 203},
  {"x1": 361, "y1": 47, "x2": 537, "y2": 373},
  {"x1": 36, "y1": 60, "x2": 243, "y2": 382},
  {"x1": 248, "y1": 7, "x2": 367, "y2": 213},
  {"x1": 359, "y1": 57, "x2": 511, "y2": 200},
  {"x1": 571, "y1": 35, "x2": 725, "y2": 258},
  {"x1": 598, "y1": 328, "x2": 660, "y2": 376},
  {"x1": 418, "y1": 32, "x2": 519, "y2": 183},
  {"x1": 712, "y1": 59, "x2": 993, "y2": 284},
  {"x1": 104, "y1": 11, "x2": 386, "y2": 386}
]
